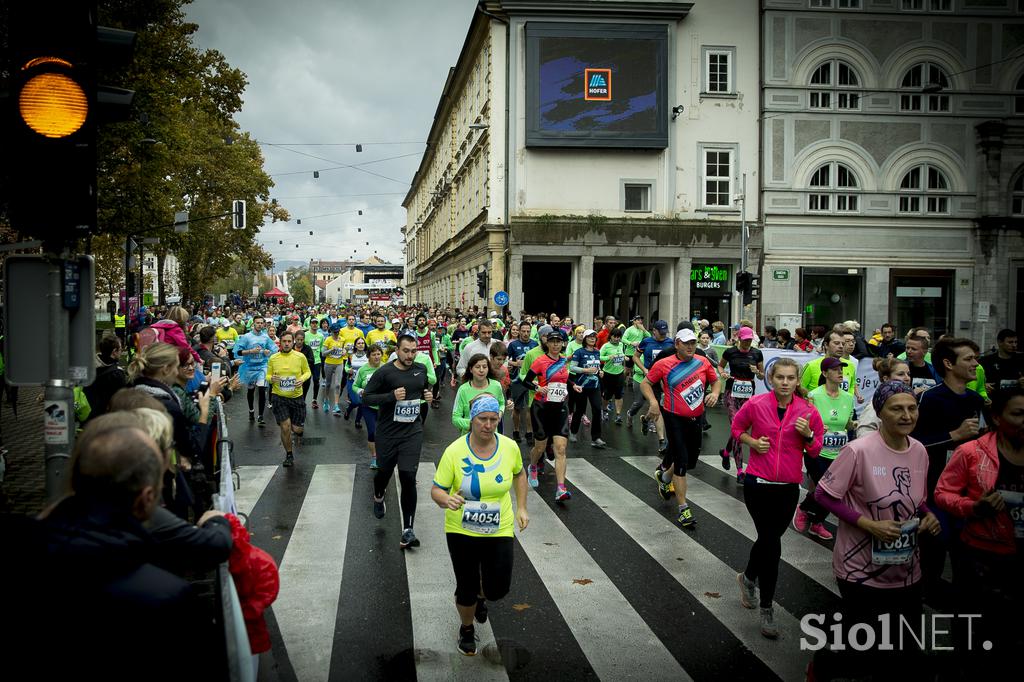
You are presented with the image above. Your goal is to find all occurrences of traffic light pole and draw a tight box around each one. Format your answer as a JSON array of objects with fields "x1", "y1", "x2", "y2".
[{"x1": 44, "y1": 253, "x2": 75, "y2": 503}]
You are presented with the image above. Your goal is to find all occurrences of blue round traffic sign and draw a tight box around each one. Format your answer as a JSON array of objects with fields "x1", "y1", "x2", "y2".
[{"x1": 494, "y1": 290, "x2": 509, "y2": 307}]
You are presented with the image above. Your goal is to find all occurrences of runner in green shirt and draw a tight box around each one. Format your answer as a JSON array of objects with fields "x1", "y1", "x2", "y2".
[
  {"x1": 795, "y1": 356, "x2": 856, "y2": 541},
  {"x1": 565, "y1": 326, "x2": 585, "y2": 358},
  {"x1": 305, "y1": 319, "x2": 326, "y2": 410},
  {"x1": 599, "y1": 327, "x2": 627, "y2": 423},
  {"x1": 622, "y1": 316, "x2": 651, "y2": 378},
  {"x1": 353, "y1": 345, "x2": 384, "y2": 468}
]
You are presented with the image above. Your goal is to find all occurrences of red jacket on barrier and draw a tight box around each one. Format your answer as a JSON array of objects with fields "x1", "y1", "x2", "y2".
[
  {"x1": 227, "y1": 514, "x2": 280, "y2": 654},
  {"x1": 934, "y1": 432, "x2": 1017, "y2": 555}
]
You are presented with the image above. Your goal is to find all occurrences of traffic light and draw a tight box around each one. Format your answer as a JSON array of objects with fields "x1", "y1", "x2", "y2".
[
  {"x1": 5, "y1": 3, "x2": 135, "y2": 245},
  {"x1": 476, "y1": 271, "x2": 488, "y2": 300},
  {"x1": 736, "y1": 271, "x2": 761, "y2": 306}
]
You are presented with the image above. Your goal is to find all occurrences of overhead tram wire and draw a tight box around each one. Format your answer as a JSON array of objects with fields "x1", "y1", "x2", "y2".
[{"x1": 264, "y1": 146, "x2": 418, "y2": 184}]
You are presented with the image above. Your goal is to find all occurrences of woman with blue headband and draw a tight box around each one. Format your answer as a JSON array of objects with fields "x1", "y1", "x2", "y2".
[{"x1": 431, "y1": 393, "x2": 529, "y2": 657}]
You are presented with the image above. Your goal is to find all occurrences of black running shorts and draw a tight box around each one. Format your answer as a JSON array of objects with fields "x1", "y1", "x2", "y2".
[
  {"x1": 271, "y1": 395, "x2": 306, "y2": 427},
  {"x1": 530, "y1": 400, "x2": 569, "y2": 442}
]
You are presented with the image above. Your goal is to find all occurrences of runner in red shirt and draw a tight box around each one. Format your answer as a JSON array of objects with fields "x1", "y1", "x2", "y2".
[
  {"x1": 522, "y1": 329, "x2": 573, "y2": 502},
  {"x1": 641, "y1": 329, "x2": 721, "y2": 527}
]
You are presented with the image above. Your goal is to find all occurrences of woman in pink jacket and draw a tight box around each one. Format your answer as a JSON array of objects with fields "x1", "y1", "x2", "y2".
[
  {"x1": 935, "y1": 385, "x2": 1024, "y2": 669},
  {"x1": 730, "y1": 357, "x2": 823, "y2": 639}
]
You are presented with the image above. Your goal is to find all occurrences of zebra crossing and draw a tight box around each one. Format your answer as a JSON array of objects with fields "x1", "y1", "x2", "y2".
[{"x1": 233, "y1": 450, "x2": 845, "y2": 681}]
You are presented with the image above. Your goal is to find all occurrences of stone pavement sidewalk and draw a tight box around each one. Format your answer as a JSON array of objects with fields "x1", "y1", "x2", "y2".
[{"x1": 0, "y1": 386, "x2": 46, "y2": 515}]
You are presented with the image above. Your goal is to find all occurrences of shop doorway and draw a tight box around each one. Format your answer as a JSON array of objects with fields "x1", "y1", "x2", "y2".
[
  {"x1": 801, "y1": 268, "x2": 864, "y2": 330},
  {"x1": 593, "y1": 262, "x2": 661, "y2": 321},
  {"x1": 890, "y1": 270, "x2": 954, "y2": 338},
  {"x1": 523, "y1": 261, "x2": 571, "y2": 315}
]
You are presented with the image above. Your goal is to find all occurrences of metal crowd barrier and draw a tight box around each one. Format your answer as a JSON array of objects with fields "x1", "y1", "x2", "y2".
[{"x1": 212, "y1": 397, "x2": 255, "y2": 682}]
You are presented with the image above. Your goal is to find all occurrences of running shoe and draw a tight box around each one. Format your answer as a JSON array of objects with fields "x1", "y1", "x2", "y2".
[
  {"x1": 399, "y1": 528, "x2": 420, "y2": 549},
  {"x1": 311, "y1": 400, "x2": 319, "y2": 410},
  {"x1": 626, "y1": 414, "x2": 634, "y2": 428},
  {"x1": 370, "y1": 457, "x2": 378, "y2": 469},
  {"x1": 513, "y1": 430, "x2": 521, "y2": 442},
  {"x1": 615, "y1": 415, "x2": 623, "y2": 425},
  {"x1": 569, "y1": 433, "x2": 578, "y2": 443},
  {"x1": 257, "y1": 415, "x2": 265, "y2": 427},
  {"x1": 355, "y1": 421, "x2": 362, "y2": 430},
  {"x1": 653, "y1": 469, "x2": 672, "y2": 501},
  {"x1": 322, "y1": 401, "x2": 330, "y2": 413},
  {"x1": 792, "y1": 508, "x2": 810, "y2": 533},
  {"x1": 458, "y1": 625, "x2": 477, "y2": 656},
  {"x1": 591, "y1": 438, "x2": 607, "y2": 449},
  {"x1": 760, "y1": 607, "x2": 778, "y2": 639},
  {"x1": 720, "y1": 448, "x2": 731, "y2": 471},
  {"x1": 527, "y1": 464, "x2": 539, "y2": 488},
  {"x1": 737, "y1": 572, "x2": 757, "y2": 609},
  {"x1": 333, "y1": 407, "x2": 342, "y2": 417},
  {"x1": 474, "y1": 598, "x2": 488, "y2": 624},
  {"x1": 602, "y1": 409, "x2": 610, "y2": 422},
  {"x1": 249, "y1": 410, "x2": 255, "y2": 423},
  {"x1": 736, "y1": 469, "x2": 746, "y2": 485},
  {"x1": 640, "y1": 415, "x2": 650, "y2": 436},
  {"x1": 555, "y1": 485, "x2": 571, "y2": 502},
  {"x1": 809, "y1": 523, "x2": 834, "y2": 541},
  {"x1": 677, "y1": 504, "x2": 696, "y2": 528},
  {"x1": 536, "y1": 457, "x2": 546, "y2": 475},
  {"x1": 344, "y1": 408, "x2": 351, "y2": 420},
  {"x1": 525, "y1": 432, "x2": 535, "y2": 447},
  {"x1": 658, "y1": 438, "x2": 668, "y2": 454},
  {"x1": 373, "y1": 495, "x2": 386, "y2": 519},
  {"x1": 282, "y1": 453, "x2": 294, "y2": 468},
  {"x1": 582, "y1": 415, "x2": 591, "y2": 427}
]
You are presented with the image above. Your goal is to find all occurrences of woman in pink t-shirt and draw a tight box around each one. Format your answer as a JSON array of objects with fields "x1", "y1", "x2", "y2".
[{"x1": 811, "y1": 380, "x2": 940, "y2": 680}]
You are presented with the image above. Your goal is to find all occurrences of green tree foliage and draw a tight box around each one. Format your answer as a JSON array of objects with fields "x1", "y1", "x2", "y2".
[
  {"x1": 287, "y1": 266, "x2": 313, "y2": 305},
  {"x1": 90, "y1": 0, "x2": 285, "y2": 302}
]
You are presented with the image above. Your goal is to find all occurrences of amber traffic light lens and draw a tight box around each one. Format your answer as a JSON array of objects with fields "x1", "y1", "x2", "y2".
[{"x1": 18, "y1": 72, "x2": 89, "y2": 138}]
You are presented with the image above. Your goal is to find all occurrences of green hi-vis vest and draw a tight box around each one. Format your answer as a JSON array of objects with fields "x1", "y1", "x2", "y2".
[{"x1": 114, "y1": 314, "x2": 126, "y2": 329}]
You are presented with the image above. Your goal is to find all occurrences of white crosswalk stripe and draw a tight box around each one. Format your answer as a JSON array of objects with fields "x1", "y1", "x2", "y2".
[
  {"x1": 399, "y1": 464, "x2": 508, "y2": 680},
  {"x1": 569, "y1": 459, "x2": 809, "y2": 681},
  {"x1": 232, "y1": 465, "x2": 278, "y2": 518},
  {"x1": 513, "y1": 487, "x2": 692, "y2": 680},
  {"x1": 274, "y1": 464, "x2": 356, "y2": 682},
  {"x1": 624, "y1": 456, "x2": 840, "y2": 595}
]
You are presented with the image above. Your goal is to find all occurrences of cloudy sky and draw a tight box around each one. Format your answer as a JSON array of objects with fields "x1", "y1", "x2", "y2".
[{"x1": 185, "y1": 0, "x2": 478, "y2": 270}]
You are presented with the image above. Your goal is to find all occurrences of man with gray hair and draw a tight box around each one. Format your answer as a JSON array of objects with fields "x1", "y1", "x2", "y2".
[{"x1": 4, "y1": 417, "x2": 212, "y2": 677}]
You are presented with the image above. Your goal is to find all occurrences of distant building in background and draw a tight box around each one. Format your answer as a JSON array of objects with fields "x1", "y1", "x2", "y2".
[{"x1": 325, "y1": 260, "x2": 404, "y2": 305}]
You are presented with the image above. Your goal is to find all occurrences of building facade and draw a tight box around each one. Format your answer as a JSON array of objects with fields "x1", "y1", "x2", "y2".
[
  {"x1": 309, "y1": 259, "x2": 363, "y2": 284},
  {"x1": 404, "y1": 0, "x2": 761, "y2": 327},
  {"x1": 760, "y1": 0, "x2": 1024, "y2": 341}
]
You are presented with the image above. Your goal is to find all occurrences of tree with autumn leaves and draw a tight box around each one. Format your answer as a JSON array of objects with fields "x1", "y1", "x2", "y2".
[{"x1": 4, "y1": 0, "x2": 287, "y2": 305}]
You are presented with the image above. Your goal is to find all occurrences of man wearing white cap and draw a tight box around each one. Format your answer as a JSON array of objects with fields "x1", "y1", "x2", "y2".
[{"x1": 641, "y1": 328, "x2": 721, "y2": 528}]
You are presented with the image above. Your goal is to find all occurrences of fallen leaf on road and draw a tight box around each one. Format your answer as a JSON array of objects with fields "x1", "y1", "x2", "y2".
[
  {"x1": 543, "y1": 542, "x2": 558, "y2": 546},
  {"x1": 572, "y1": 578, "x2": 593, "y2": 586},
  {"x1": 704, "y1": 592, "x2": 720, "y2": 599},
  {"x1": 512, "y1": 603, "x2": 531, "y2": 612},
  {"x1": 272, "y1": 535, "x2": 282, "y2": 540}
]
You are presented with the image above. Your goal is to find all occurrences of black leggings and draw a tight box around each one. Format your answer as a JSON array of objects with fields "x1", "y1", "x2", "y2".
[
  {"x1": 798, "y1": 453, "x2": 834, "y2": 524},
  {"x1": 659, "y1": 411, "x2": 702, "y2": 476},
  {"x1": 742, "y1": 479, "x2": 799, "y2": 608},
  {"x1": 569, "y1": 386, "x2": 602, "y2": 440},
  {"x1": 446, "y1": 534, "x2": 514, "y2": 607},
  {"x1": 373, "y1": 465, "x2": 417, "y2": 530},
  {"x1": 246, "y1": 386, "x2": 267, "y2": 414}
]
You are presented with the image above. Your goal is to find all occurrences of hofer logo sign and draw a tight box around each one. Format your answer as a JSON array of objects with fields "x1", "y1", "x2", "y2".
[{"x1": 584, "y1": 68, "x2": 612, "y2": 101}]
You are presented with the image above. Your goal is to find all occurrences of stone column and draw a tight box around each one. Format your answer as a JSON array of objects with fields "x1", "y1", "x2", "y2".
[
  {"x1": 509, "y1": 254, "x2": 524, "y2": 315},
  {"x1": 577, "y1": 254, "x2": 595, "y2": 325},
  {"x1": 487, "y1": 226, "x2": 506, "y2": 311},
  {"x1": 672, "y1": 256, "x2": 692, "y2": 325}
]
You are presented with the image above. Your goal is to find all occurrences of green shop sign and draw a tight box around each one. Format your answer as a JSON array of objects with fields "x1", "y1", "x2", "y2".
[{"x1": 691, "y1": 264, "x2": 730, "y2": 291}]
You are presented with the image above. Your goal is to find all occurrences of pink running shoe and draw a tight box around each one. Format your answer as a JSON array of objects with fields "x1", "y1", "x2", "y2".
[
  {"x1": 792, "y1": 508, "x2": 810, "y2": 533},
  {"x1": 809, "y1": 523, "x2": 833, "y2": 541}
]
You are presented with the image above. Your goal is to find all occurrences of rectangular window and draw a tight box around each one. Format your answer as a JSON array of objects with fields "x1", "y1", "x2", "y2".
[
  {"x1": 928, "y1": 94, "x2": 950, "y2": 112},
  {"x1": 899, "y1": 196, "x2": 920, "y2": 213},
  {"x1": 901, "y1": 0, "x2": 923, "y2": 9},
  {"x1": 838, "y1": 0, "x2": 861, "y2": 7},
  {"x1": 701, "y1": 147, "x2": 734, "y2": 208},
  {"x1": 809, "y1": 91, "x2": 831, "y2": 109},
  {"x1": 836, "y1": 195, "x2": 858, "y2": 212},
  {"x1": 926, "y1": 196, "x2": 949, "y2": 214},
  {"x1": 900, "y1": 94, "x2": 922, "y2": 111},
  {"x1": 930, "y1": 0, "x2": 952, "y2": 10},
  {"x1": 808, "y1": 194, "x2": 830, "y2": 211},
  {"x1": 837, "y1": 92, "x2": 860, "y2": 110},
  {"x1": 1013, "y1": 195, "x2": 1024, "y2": 215},
  {"x1": 624, "y1": 184, "x2": 651, "y2": 212},
  {"x1": 809, "y1": 0, "x2": 833, "y2": 6},
  {"x1": 1016, "y1": 95, "x2": 1024, "y2": 115},
  {"x1": 703, "y1": 47, "x2": 735, "y2": 95}
]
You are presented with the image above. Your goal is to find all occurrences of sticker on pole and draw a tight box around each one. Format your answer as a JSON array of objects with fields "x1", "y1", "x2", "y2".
[
  {"x1": 494, "y1": 290, "x2": 509, "y2": 307},
  {"x1": 44, "y1": 400, "x2": 70, "y2": 445}
]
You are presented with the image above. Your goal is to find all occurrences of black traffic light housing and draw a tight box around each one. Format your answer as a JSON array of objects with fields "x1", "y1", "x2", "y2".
[
  {"x1": 736, "y1": 271, "x2": 760, "y2": 306},
  {"x1": 476, "y1": 271, "x2": 488, "y2": 300},
  {"x1": 4, "y1": 2, "x2": 135, "y2": 246}
]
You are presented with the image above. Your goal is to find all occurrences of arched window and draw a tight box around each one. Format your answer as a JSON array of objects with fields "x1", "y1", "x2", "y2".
[
  {"x1": 1013, "y1": 173, "x2": 1024, "y2": 216},
  {"x1": 809, "y1": 59, "x2": 861, "y2": 110},
  {"x1": 900, "y1": 62, "x2": 950, "y2": 112},
  {"x1": 1016, "y1": 73, "x2": 1024, "y2": 115},
  {"x1": 898, "y1": 164, "x2": 950, "y2": 214},
  {"x1": 808, "y1": 162, "x2": 859, "y2": 212}
]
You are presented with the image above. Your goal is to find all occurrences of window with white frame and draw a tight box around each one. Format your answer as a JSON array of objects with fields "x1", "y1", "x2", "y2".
[
  {"x1": 838, "y1": 0, "x2": 861, "y2": 7},
  {"x1": 809, "y1": 0, "x2": 832, "y2": 7},
  {"x1": 809, "y1": 60, "x2": 861, "y2": 110},
  {"x1": 624, "y1": 183, "x2": 651, "y2": 212},
  {"x1": 1013, "y1": 174, "x2": 1024, "y2": 216},
  {"x1": 900, "y1": 62, "x2": 951, "y2": 112},
  {"x1": 703, "y1": 47, "x2": 734, "y2": 95},
  {"x1": 808, "y1": 162, "x2": 859, "y2": 212},
  {"x1": 1016, "y1": 73, "x2": 1024, "y2": 115},
  {"x1": 898, "y1": 164, "x2": 951, "y2": 214},
  {"x1": 901, "y1": 0, "x2": 924, "y2": 9},
  {"x1": 701, "y1": 146, "x2": 734, "y2": 209},
  {"x1": 930, "y1": 0, "x2": 952, "y2": 10}
]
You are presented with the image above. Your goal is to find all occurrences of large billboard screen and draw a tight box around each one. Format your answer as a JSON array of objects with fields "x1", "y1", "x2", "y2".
[{"x1": 525, "y1": 23, "x2": 669, "y2": 149}]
